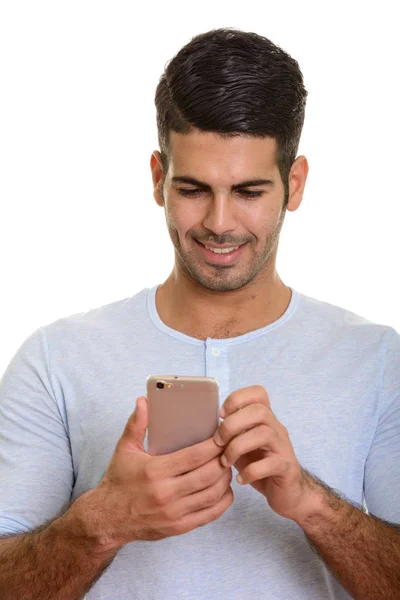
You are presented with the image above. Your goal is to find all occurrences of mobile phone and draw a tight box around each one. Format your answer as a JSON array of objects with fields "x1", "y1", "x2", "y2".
[{"x1": 146, "y1": 375, "x2": 220, "y2": 455}]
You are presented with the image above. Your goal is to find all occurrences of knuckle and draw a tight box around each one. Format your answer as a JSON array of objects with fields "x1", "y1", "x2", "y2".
[
  {"x1": 220, "y1": 420, "x2": 234, "y2": 437},
  {"x1": 211, "y1": 489, "x2": 232, "y2": 519},
  {"x1": 152, "y1": 488, "x2": 170, "y2": 507},
  {"x1": 258, "y1": 423, "x2": 272, "y2": 441},
  {"x1": 256, "y1": 403, "x2": 267, "y2": 419},
  {"x1": 260, "y1": 423, "x2": 271, "y2": 437},
  {"x1": 207, "y1": 485, "x2": 225, "y2": 506},
  {"x1": 272, "y1": 427, "x2": 281, "y2": 441},
  {"x1": 228, "y1": 390, "x2": 239, "y2": 404},
  {"x1": 142, "y1": 463, "x2": 158, "y2": 482}
]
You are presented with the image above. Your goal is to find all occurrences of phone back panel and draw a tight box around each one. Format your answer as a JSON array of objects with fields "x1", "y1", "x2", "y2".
[{"x1": 146, "y1": 375, "x2": 220, "y2": 455}]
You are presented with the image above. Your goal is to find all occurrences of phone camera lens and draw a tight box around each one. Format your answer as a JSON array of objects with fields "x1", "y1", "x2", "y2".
[{"x1": 157, "y1": 382, "x2": 164, "y2": 389}]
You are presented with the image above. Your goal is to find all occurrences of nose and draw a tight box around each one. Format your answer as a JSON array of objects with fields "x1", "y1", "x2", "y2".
[{"x1": 202, "y1": 193, "x2": 238, "y2": 236}]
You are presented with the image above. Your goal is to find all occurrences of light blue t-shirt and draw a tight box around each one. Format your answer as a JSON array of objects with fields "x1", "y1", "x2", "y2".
[{"x1": 1, "y1": 285, "x2": 399, "y2": 599}]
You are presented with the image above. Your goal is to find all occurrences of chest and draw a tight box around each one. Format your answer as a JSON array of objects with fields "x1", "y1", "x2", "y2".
[{"x1": 65, "y1": 336, "x2": 379, "y2": 507}]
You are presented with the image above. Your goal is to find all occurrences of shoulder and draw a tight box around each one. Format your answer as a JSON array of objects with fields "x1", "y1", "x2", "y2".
[
  {"x1": 294, "y1": 289, "x2": 397, "y2": 352},
  {"x1": 40, "y1": 287, "x2": 150, "y2": 348}
]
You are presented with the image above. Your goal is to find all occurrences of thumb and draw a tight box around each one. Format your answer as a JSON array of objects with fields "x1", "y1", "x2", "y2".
[{"x1": 122, "y1": 396, "x2": 148, "y2": 450}]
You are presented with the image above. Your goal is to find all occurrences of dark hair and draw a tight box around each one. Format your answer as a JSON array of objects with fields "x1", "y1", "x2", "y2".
[{"x1": 155, "y1": 28, "x2": 307, "y2": 206}]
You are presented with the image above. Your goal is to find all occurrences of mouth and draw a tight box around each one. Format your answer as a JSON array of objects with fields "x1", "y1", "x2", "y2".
[{"x1": 194, "y1": 239, "x2": 247, "y2": 265}]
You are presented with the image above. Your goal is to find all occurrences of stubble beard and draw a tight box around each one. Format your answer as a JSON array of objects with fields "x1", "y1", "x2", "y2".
[{"x1": 166, "y1": 207, "x2": 286, "y2": 293}]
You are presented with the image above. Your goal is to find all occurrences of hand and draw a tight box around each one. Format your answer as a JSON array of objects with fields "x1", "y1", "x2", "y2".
[
  {"x1": 96, "y1": 397, "x2": 234, "y2": 549},
  {"x1": 214, "y1": 385, "x2": 320, "y2": 523}
]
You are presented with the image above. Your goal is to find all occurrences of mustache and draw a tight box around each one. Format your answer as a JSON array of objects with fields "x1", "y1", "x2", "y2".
[{"x1": 194, "y1": 237, "x2": 248, "y2": 246}]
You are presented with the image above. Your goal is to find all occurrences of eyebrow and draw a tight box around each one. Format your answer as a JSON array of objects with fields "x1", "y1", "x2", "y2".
[{"x1": 171, "y1": 176, "x2": 275, "y2": 190}]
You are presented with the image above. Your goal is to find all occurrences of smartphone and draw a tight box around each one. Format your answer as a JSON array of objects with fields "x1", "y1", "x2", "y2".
[{"x1": 146, "y1": 375, "x2": 220, "y2": 455}]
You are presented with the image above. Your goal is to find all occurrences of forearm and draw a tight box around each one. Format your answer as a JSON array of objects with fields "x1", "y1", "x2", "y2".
[
  {"x1": 296, "y1": 472, "x2": 400, "y2": 600},
  {"x1": 0, "y1": 490, "x2": 120, "y2": 600}
]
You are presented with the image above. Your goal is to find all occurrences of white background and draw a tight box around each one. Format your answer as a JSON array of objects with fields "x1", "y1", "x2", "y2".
[{"x1": 0, "y1": 1, "x2": 399, "y2": 375}]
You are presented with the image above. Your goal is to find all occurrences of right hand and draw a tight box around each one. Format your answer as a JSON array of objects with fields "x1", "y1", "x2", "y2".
[{"x1": 96, "y1": 396, "x2": 234, "y2": 547}]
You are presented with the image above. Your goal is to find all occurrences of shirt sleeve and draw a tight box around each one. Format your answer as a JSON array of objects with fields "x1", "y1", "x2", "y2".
[
  {"x1": 364, "y1": 327, "x2": 400, "y2": 524},
  {"x1": 0, "y1": 327, "x2": 74, "y2": 536}
]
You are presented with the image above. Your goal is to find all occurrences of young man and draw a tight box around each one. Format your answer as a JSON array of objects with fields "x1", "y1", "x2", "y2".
[{"x1": 0, "y1": 28, "x2": 399, "y2": 600}]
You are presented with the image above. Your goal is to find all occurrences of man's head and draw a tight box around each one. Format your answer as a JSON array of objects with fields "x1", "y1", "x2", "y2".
[{"x1": 151, "y1": 28, "x2": 309, "y2": 293}]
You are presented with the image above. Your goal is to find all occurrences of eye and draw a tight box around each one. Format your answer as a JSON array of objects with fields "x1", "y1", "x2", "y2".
[
  {"x1": 238, "y1": 190, "x2": 263, "y2": 198},
  {"x1": 178, "y1": 188, "x2": 204, "y2": 197},
  {"x1": 177, "y1": 188, "x2": 263, "y2": 199}
]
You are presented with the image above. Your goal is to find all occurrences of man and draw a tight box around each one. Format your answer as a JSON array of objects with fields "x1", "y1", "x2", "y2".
[{"x1": 0, "y1": 27, "x2": 399, "y2": 600}]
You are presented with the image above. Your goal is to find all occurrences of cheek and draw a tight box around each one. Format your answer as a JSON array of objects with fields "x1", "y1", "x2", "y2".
[
  {"x1": 248, "y1": 205, "x2": 284, "y2": 243},
  {"x1": 257, "y1": 203, "x2": 283, "y2": 227},
  {"x1": 166, "y1": 204, "x2": 200, "y2": 237}
]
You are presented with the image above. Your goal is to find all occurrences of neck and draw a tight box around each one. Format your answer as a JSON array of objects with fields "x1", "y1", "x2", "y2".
[{"x1": 155, "y1": 269, "x2": 292, "y2": 340}]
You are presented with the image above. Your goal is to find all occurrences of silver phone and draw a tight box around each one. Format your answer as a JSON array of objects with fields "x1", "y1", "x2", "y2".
[{"x1": 146, "y1": 375, "x2": 220, "y2": 455}]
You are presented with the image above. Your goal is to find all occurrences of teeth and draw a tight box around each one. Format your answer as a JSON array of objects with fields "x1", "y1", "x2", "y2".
[{"x1": 205, "y1": 246, "x2": 239, "y2": 254}]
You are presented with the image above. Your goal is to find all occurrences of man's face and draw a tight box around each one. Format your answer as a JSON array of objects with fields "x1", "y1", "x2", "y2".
[{"x1": 158, "y1": 131, "x2": 288, "y2": 293}]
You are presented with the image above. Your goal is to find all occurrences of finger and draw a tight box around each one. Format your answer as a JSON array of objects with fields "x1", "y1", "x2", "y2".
[
  {"x1": 214, "y1": 402, "x2": 273, "y2": 446},
  {"x1": 155, "y1": 437, "x2": 224, "y2": 479},
  {"x1": 119, "y1": 396, "x2": 148, "y2": 452},
  {"x1": 221, "y1": 424, "x2": 280, "y2": 467},
  {"x1": 173, "y1": 486, "x2": 234, "y2": 536},
  {"x1": 220, "y1": 385, "x2": 271, "y2": 418},
  {"x1": 173, "y1": 467, "x2": 233, "y2": 518},
  {"x1": 173, "y1": 453, "x2": 230, "y2": 497},
  {"x1": 237, "y1": 454, "x2": 288, "y2": 485}
]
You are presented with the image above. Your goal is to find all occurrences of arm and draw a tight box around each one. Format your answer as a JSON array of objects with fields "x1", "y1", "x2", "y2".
[
  {"x1": 298, "y1": 329, "x2": 400, "y2": 599},
  {"x1": 0, "y1": 489, "x2": 119, "y2": 600},
  {"x1": 296, "y1": 472, "x2": 400, "y2": 600},
  {"x1": 0, "y1": 326, "x2": 233, "y2": 599},
  {"x1": 215, "y1": 331, "x2": 400, "y2": 600},
  {"x1": 0, "y1": 398, "x2": 233, "y2": 600},
  {"x1": 294, "y1": 329, "x2": 396, "y2": 597}
]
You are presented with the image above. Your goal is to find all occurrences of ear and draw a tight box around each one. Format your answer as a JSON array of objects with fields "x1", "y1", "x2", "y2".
[
  {"x1": 150, "y1": 151, "x2": 164, "y2": 207},
  {"x1": 286, "y1": 155, "x2": 309, "y2": 212}
]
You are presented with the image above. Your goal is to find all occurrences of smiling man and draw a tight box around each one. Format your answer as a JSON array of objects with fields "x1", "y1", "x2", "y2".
[
  {"x1": 0, "y1": 28, "x2": 399, "y2": 600},
  {"x1": 152, "y1": 133, "x2": 299, "y2": 340}
]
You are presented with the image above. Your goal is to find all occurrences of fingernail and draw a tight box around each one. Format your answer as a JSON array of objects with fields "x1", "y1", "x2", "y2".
[
  {"x1": 236, "y1": 474, "x2": 244, "y2": 484},
  {"x1": 220, "y1": 454, "x2": 228, "y2": 467},
  {"x1": 214, "y1": 431, "x2": 223, "y2": 446},
  {"x1": 219, "y1": 407, "x2": 226, "y2": 419}
]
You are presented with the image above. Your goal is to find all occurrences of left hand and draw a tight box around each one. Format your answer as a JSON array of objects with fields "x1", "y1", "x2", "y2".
[{"x1": 214, "y1": 385, "x2": 320, "y2": 523}]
